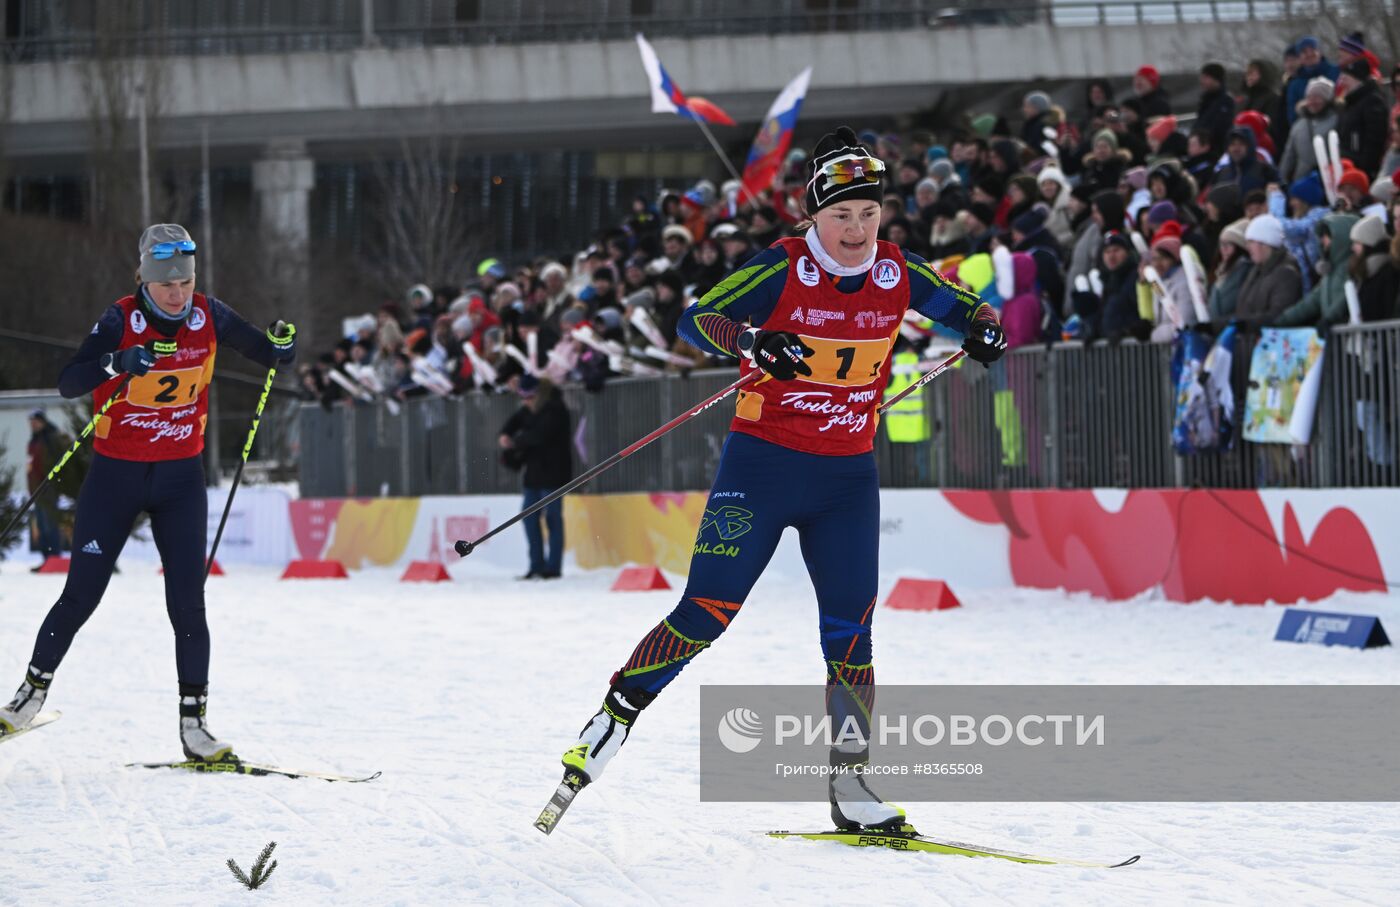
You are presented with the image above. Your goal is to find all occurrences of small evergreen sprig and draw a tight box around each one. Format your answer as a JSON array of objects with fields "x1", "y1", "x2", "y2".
[{"x1": 227, "y1": 841, "x2": 278, "y2": 890}]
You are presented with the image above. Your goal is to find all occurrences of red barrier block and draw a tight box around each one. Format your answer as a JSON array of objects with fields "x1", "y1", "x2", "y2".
[
  {"x1": 160, "y1": 560, "x2": 223, "y2": 576},
  {"x1": 401, "y1": 560, "x2": 451, "y2": 582},
  {"x1": 611, "y1": 566, "x2": 671, "y2": 591},
  {"x1": 884, "y1": 578, "x2": 961, "y2": 611},
  {"x1": 281, "y1": 559, "x2": 349, "y2": 579},
  {"x1": 35, "y1": 556, "x2": 70, "y2": 574}
]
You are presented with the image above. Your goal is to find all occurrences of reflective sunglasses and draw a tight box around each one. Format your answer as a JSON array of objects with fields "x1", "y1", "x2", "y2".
[
  {"x1": 148, "y1": 240, "x2": 197, "y2": 260},
  {"x1": 811, "y1": 154, "x2": 886, "y2": 191}
]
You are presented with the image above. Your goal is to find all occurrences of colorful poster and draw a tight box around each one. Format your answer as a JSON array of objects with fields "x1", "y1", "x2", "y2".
[
  {"x1": 1243, "y1": 328, "x2": 1325, "y2": 444},
  {"x1": 1171, "y1": 325, "x2": 1236, "y2": 454}
]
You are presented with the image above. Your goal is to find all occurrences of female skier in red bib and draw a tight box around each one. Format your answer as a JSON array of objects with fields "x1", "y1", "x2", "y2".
[
  {"x1": 0, "y1": 224, "x2": 296, "y2": 761},
  {"x1": 559, "y1": 128, "x2": 1006, "y2": 828}
]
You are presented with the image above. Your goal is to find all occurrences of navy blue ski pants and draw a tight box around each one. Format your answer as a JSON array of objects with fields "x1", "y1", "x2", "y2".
[
  {"x1": 615, "y1": 432, "x2": 880, "y2": 730},
  {"x1": 30, "y1": 453, "x2": 211, "y2": 685}
]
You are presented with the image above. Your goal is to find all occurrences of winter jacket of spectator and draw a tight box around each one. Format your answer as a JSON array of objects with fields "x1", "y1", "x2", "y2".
[
  {"x1": 1183, "y1": 149, "x2": 1218, "y2": 192},
  {"x1": 928, "y1": 217, "x2": 973, "y2": 263},
  {"x1": 1359, "y1": 255, "x2": 1400, "y2": 321},
  {"x1": 1196, "y1": 86, "x2": 1238, "y2": 150},
  {"x1": 542, "y1": 287, "x2": 575, "y2": 329},
  {"x1": 1275, "y1": 213, "x2": 1358, "y2": 327},
  {"x1": 1337, "y1": 79, "x2": 1390, "y2": 178},
  {"x1": 1100, "y1": 253, "x2": 1149, "y2": 340},
  {"x1": 1116, "y1": 125, "x2": 1151, "y2": 167},
  {"x1": 1278, "y1": 99, "x2": 1340, "y2": 184},
  {"x1": 1240, "y1": 60, "x2": 1280, "y2": 115},
  {"x1": 1213, "y1": 126, "x2": 1279, "y2": 194},
  {"x1": 1267, "y1": 188, "x2": 1327, "y2": 292},
  {"x1": 1285, "y1": 57, "x2": 1341, "y2": 124},
  {"x1": 1014, "y1": 225, "x2": 1067, "y2": 320},
  {"x1": 1137, "y1": 87, "x2": 1172, "y2": 119},
  {"x1": 1001, "y1": 252, "x2": 1043, "y2": 348},
  {"x1": 1062, "y1": 218, "x2": 1102, "y2": 318},
  {"x1": 1079, "y1": 147, "x2": 1133, "y2": 197},
  {"x1": 1234, "y1": 246, "x2": 1302, "y2": 327},
  {"x1": 1208, "y1": 255, "x2": 1253, "y2": 321},
  {"x1": 500, "y1": 391, "x2": 573, "y2": 488},
  {"x1": 26, "y1": 419, "x2": 64, "y2": 498},
  {"x1": 1021, "y1": 110, "x2": 1054, "y2": 152},
  {"x1": 1038, "y1": 166, "x2": 1076, "y2": 248},
  {"x1": 1149, "y1": 262, "x2": 1196, "y2": 342}
]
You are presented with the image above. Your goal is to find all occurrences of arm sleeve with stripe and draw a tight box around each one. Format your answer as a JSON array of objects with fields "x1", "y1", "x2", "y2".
[
  {"x1": 903, "y1": 249, "x2": 997, "y2": 334},
  {"x1": 676, "y1": 247, "x2": 790, "y2": 357},
  {"x1": 210, "y1": 297, "x2": 282, "y2": 368}
]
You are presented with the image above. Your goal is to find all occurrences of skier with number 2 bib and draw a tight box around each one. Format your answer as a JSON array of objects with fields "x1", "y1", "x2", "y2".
[
  {"x1": 554, "y1": 128, "x2": 1007, "y2": 831},
  {"x1": 0, "y1": 224, "x2": 297, "y2": 762}
]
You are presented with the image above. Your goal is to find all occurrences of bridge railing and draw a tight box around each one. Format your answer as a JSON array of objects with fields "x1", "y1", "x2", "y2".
[{"x1": 2, "y1": 0, "x2": 1321, "y2": 63}]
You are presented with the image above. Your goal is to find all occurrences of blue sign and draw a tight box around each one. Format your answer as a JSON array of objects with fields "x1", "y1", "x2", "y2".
[{"x1": 1274, "y1": 610, "x2": 1391, "y2": 649}]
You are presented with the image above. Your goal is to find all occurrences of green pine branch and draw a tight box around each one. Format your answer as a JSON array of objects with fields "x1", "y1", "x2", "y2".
[{"x1": 227, "y1": 841, "x2": 278, "y2": 890}]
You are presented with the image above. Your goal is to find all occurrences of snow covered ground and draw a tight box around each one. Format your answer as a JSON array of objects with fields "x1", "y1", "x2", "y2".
[{"x1": 1, "y1": 556, "x2": 1397, "y2": 906}]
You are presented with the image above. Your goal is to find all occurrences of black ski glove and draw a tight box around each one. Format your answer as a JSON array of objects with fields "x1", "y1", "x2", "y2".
[
  {"x1": 961, "y1": 318, "x2": 1007, "y2": 365},
  {"x1": 740, "y1": 328, "x2": 814, "y2": 381},
  {"x1": 267, "y1": 320, "x2": 297, "y2": 364},
  {"x1": 102, "y1": 345, "x2": 156, "y2": 377}
]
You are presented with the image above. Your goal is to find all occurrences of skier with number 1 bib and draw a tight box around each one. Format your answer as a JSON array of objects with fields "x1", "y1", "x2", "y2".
[
  {"x1": 553, "y1": 128, "x2": 1006, "y2": 831},
  {"x1": 0, "y1": 224, "x2": 297, "y2": 762}
]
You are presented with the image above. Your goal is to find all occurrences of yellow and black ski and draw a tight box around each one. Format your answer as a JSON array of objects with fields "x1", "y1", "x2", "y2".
[
  {"x1": 534, "y1": 770, "x2": 588, "y2": 835},
  {"x1": 127, "y1": 759, "x2": 380, "y2": 783},
  {"x1": 0, "y1": 710, "x2": 61, "y2": 745},
  {"x1": 767, "y1": 828, "x2": 1140, "y2": 868}
]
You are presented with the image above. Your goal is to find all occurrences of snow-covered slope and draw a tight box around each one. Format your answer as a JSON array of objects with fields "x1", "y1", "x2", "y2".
[{"x1": 1, "y1": 561, "x2": 1396, "y2": 905}]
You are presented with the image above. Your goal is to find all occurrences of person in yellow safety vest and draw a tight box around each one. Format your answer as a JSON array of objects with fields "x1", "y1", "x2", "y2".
[
  {"x1": 885, "y1": 349, "x2": 930, "y2": 443},
  {"x1": 885, "y1": 345, "x2": 933, "y2": 485}
]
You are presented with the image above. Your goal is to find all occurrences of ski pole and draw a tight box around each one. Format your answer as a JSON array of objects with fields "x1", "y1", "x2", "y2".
[
  {"x1": 876, "y1": 348, "x2": 966, "y2": 414},
  {"x1": 455, "y1": 369, "x2": 761, "y2": 557},
  {"x1": 206, "y1": 324, "x2": 291, "y2": 581},
  {"x1": 1, "y1": 339, "x2": 175, "y2": 545}
]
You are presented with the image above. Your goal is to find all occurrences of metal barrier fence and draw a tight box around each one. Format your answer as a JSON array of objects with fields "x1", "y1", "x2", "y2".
[
  {"x1": 297, "y1": 320, "x2": 1400, "y2": 496},
  {"x1": 2, "y1": 0, "x2": 1316, "y2": 62}
]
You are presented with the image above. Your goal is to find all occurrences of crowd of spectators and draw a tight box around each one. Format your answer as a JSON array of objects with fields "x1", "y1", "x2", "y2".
[{"x1": 298, "y1": 28, "x2": 1400, "y2": 409}]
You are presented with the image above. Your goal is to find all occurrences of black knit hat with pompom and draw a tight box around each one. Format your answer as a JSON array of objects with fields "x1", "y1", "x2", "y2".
[{"x1": 805, "y1": 126, "x2": 885, "y2": 215}]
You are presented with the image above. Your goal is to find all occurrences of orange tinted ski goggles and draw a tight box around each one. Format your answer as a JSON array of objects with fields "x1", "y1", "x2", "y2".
[{"x1": 812, "y1": 155, "x2": 886, "y2": 191}]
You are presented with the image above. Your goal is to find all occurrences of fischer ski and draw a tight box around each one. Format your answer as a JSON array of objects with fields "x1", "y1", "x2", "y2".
[
  {"x1": 534, "y1": 769, "x2": 588, "y2": 835},
  {"x1": 767, "y1": 828, "x2": 1140, "y2": 868},
  {"x1": 0, "y1": 711, "x2": 61, "y2": 745},
  {"x1": 127, "y1": 759, "x2": 380, "y2": 783}
]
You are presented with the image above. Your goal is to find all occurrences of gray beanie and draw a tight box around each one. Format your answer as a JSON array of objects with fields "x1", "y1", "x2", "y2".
[
  {"x1": 1305, "y1": 76, "x2": 1335, "y2": 100},
  {"x1": 1024, "y1": 91, "x2": 1052, "y2": 113},
  {"x1": 138, "y1": 223, "x2": 196, "y2": 283},
  {"x1": 929, "y1": 159, "x2": 955, "y2": 182},
  {"x1": 1350, "y1": 214, "x2": 1388, "y2": 251}
]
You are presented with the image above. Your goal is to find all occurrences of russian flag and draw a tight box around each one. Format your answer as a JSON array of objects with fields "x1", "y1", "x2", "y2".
[
  {"x1": 635, "y1": 33, "x2": 735, "y2": 127},
  {"x1": 740, "y1": 67, "x2": 812, "y2": 199}
]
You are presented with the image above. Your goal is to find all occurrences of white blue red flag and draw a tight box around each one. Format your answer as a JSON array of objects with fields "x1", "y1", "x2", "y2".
[
  {"x1": 741, "y1": 67, "x2": 812, "y2": 198},
  {"x1": 634, "y1": 33, "x2": 735, "y2": 127}
]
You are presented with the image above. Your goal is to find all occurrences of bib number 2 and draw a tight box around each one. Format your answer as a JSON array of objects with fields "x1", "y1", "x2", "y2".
[{"x1": 127, "y1": 366, "x2": 205, "y2": 408}]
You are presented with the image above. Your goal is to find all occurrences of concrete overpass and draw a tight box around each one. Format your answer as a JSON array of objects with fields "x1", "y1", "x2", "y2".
[{"x1": 4, "y1": 17, "x2": 1293, "y2": 166}]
